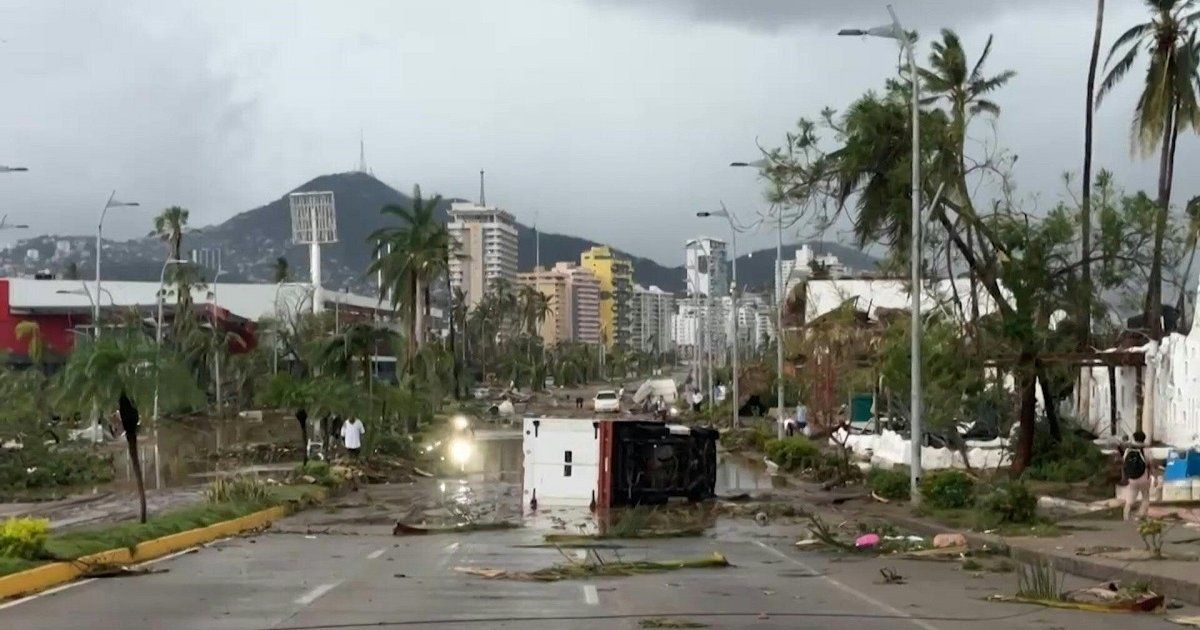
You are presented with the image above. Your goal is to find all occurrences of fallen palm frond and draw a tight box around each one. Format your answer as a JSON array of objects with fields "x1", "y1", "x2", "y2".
[
  {"x1": 454, "y1": 551, "x2": 731, "y2": 582},
  {"x1": 392, "y1": 521, "x2": 519, "y2": 535}
]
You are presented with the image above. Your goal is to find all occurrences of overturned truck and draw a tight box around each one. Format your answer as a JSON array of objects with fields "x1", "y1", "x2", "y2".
[{"x1": 522, "y1": 418, "x2": 718, "y2": 510}]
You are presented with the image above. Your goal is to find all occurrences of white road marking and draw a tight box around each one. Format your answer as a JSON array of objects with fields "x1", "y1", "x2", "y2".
[
  {"x1": 367, "y1": 547, "x2": 387, "y2": 559},
  {"x1": 582, "y1": 584, "x2": 599, "y2": 605},
  {"x1": 294, "y1": 581, "x2": 341, "y2": 606},
  {"x1": 752, "y1": 540, "x2": 940, "y2": 630},
  {"x1": 444, "y1": 542, "x2": 460, "y2": 553},
  {"x1": 0, "y1": 546, "x2": 201, "y2": 612}
]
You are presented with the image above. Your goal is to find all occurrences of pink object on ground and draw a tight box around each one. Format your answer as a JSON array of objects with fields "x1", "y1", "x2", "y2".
[
  {"x1": 855, "y1": 533, "x2": 881, "y2": 549},
  {"x1": 933, "y1": 533, "x2": 967, "y2": 548}
]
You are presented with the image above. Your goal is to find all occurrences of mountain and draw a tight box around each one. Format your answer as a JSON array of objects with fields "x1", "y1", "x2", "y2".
[{"x1": 0, "y1": 172, "x2": 876, "y2": 296}]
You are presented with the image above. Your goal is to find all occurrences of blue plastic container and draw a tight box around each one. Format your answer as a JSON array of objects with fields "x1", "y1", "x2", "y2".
[{"x1": 1163, "y1": 450, "x2": 1200, "y2": 481}]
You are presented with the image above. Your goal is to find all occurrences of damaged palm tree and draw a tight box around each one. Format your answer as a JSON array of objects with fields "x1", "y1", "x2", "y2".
[
  {"x1": 118, "y1": 391, "x2": 147, "y2": 523},
  {"x1": 58, "y1": 335, "x2": 202, "y2": 525}
]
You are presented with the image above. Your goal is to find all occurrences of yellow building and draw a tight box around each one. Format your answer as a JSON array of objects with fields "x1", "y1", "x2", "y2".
[{"x1": 580, "y1": 245, "x2": 634, "y2": 349}]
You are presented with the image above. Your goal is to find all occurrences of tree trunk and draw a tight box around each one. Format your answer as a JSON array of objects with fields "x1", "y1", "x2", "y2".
[
  {"x1": 1146, "y1": 107, "x2": 1176, "y2": 339},
  {"x1": 126, "y1": 433, "x2": 147, "y2": 523},
  {"x1": 1012, "y1": 364, "x2": 1037, "y2": 475},
  {"x1": 1036, "y1": 363, "x2": 1061, "y2": 442},
  {"x1": 1080, "y1": 0, "x2": 1104, "y2": 350}
]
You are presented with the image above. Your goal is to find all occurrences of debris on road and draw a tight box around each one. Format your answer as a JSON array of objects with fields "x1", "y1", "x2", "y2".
[
  {"x1": 638, "y1": 618, "x2": 708, "y2": 628},
  {"x1": 84, "y1": 565, "x2": 170, "y2": 578},
  {"x1": 991, "y1": 579, "x2": 1165, "y2": 613},
  {"x1": 878, "y1": 567, "x2": 906, "y2": 584},
  {"x1": 392, "y1": 521, "x2": 519, "y2": 535},
  {"x1": 933, "y1": 533, "x2": 966, "y2": 548},
  {"x1": 854, "y1": 533, "x2": 880, "y2": 549},
  {"x1": 453, "y1": 551, "x2": 731, "y2": 582}
]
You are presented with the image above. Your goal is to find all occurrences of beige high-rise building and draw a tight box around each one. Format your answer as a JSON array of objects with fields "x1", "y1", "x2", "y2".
[
  {"x1": 447, "y1": 200, "x2": 519, "y2": 309},
  {"x1": 516, "y1": 262, "x2": 602, "y2": 346}
]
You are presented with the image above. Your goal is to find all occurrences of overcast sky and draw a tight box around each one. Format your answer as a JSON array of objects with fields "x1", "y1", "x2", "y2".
[{"x1": 0, "y1": 0, "x2": 1189, "y2": 266}]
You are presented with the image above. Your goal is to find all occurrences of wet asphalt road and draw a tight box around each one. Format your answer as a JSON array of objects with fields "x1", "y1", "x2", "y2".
[{"x1": 2, "y1": 481, "x2": 1194, "y2": 630}]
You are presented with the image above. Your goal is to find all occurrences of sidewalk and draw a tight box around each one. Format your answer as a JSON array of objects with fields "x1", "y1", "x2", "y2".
[{"x1": 848, "y1": 497, "x2": 1200, "y2": 605}]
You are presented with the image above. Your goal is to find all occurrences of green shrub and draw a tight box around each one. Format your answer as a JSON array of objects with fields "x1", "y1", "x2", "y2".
[
  {"x1": 0, "y1": 447, "x2": 113, "y2": 492},
  {"x1": 0, "y1": 517, "x2": 50, "y2": 560},
  {"x1": 204, "y1": 476, "x2": 271, "y2": 505},
  {"x1": 977, "y1": 481, "x2": 1037, "y2": 524},
  {"x1": 1021, "y1": 426, "x2": 1108, "y2": 484},
  {"x1": 868, "y1": 468, "x2": 911, "y2": 500},
  {"x1": 294, "y1": 461, "x2": 336, "y2": 486},
  {"x1": 920, "y1": 470, "x2": 975, "y2": 509},
  {"x1": 764, "y1": 437, "x2": 821, "y2": 472},
  {"x1": 721, "y1": 426, "x2": 772, "y2": 453}
]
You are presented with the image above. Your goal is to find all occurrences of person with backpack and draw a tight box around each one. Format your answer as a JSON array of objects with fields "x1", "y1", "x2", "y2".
[{"x1": 1121, "y1": 431, "x2": 1153, "y2": 521}]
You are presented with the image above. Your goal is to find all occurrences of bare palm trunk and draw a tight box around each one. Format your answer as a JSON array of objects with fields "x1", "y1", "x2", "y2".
[
  {"x1": 1146, "y1": 110, "x2": 1176, "y2": 339},
  {"x1": 1080, "y1": 0, "x2": 1104, "y2": 350},
  {"x1": 127, "y1": 435, "x2": 147, "y2": 523}
]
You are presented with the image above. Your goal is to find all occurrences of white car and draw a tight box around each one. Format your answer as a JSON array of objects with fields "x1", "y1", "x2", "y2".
[{"x1": 592, "y1": 390, "x2": 621, "y2": 413}]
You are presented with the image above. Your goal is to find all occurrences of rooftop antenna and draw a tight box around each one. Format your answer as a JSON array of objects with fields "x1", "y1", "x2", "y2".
[
  {"x1": 358, "y1": 130, "x2": 369, "y2": 174},
  {"x1": 479, "y1": 169, "x2": 486, "y2": 206},
  {"x1": 533, "y1": 210, "x2": 540, "y2": 270}
]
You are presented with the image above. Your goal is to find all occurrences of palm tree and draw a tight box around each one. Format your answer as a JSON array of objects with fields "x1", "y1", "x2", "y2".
[
  {"x1": 918, "y1": 30, "x2": 1016, "y2": 336},
  {"x1": 153, "y1": 206, "x2": 194, "y2": 322},
  {"x1": 1098, "y1": 0, "x2": 1200, "y2": 337},
  {"x1": 272, "y1": 257, "x2": 290, "y2": 284},
  {"x1": 58, "y1": 336, "x2": 201, "y2": 523},
  {"x1": 368, "y1": 185, "x2": 450, "y2": 367},
  {"x1": 1081, "y1": 0, "x2": 1106, "y2": 348}
]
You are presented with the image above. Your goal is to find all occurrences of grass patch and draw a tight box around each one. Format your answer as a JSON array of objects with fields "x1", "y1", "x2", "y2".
[
  {"x1": 0, "y1": 483, "x2": 324, "y2": 577},
  {"x1": 0, "y1": 556, "x2": 37, "y2": 575}
]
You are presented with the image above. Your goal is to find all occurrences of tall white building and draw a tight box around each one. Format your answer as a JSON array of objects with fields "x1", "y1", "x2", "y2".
[
  {"x1": 671, "y1": 296, "x2": 731, "y2": 362},
  {"x1": 630, "y1": 284, "x2": 675, "y2": 355},
  {"x1": 775, "y1": 243, "x2": 850, "y2": 301},
  {"x1": 447, "y1": 200, "x2": 519, "y2": 309},
  {"x1": 684, "y1": 237, "x2": 728, "y2": 298}
]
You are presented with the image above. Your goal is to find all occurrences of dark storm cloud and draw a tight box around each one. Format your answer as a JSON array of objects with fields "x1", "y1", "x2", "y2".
[{"x1": 589, "y1": 0, "x2": 1093, "y2": 32}]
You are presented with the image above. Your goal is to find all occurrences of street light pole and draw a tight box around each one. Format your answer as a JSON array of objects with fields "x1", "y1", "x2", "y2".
[
  {"x1": 94, "y1": 191, "x2": 140, "y2": 339},
  {"x1": 698, "y1": 206, "x2": 751, "y2": 429},
  {"x1": 840, "y1": 4, "x2": 923, "y2": 503},
  {"x1": 775, "y1": 207, "x2": 785, "y2": 440}
]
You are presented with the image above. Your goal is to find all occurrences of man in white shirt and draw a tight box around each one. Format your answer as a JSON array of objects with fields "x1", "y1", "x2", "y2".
[{"x1": 340, "y1": 416, "x2": 366, "y2": 460}]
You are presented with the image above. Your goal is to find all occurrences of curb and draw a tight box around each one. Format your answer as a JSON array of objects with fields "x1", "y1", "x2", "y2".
[
  {"x1": 865, "y1": 510, "x2": 1200, "y2": 606},
  {"x1": 0, "y1": 504, "x2": 290, "y2": 601}
]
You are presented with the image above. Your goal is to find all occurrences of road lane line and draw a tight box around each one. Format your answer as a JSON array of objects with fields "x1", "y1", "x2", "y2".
[
  {"x1": 367, "y1": 547, "x2": 386, "y2": 559},
  {"x1": 0, "y1": 546, "x2": 201, "y2": 611},
  {"x1": 752, "y1": 541, "x2": 940, "y2": 630},
  {"x1": 444, "y1": 542, "x2": 460, "y2": 553},
  {"x1": 582, "y1": 584, "x2": 599, "y2": 605},
  {"x1": 294, "y1": 581, "x2": 341, "y2": 606}
]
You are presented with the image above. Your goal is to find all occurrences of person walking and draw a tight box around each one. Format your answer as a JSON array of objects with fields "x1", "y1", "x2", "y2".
[
  {"x1": 340, "y1": 416, "x2": 366, "y2": 461},
  {"x1": 1121, "y1": 430, "x2": 1153, "y2": 521}
]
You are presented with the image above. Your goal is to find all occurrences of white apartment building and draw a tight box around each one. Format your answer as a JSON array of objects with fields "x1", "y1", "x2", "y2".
[
  {"x1": 629, "y1": 284, "x2": 675, "y2": 355},
  {"x1": 775, "y1": 243, "x2": 850, "y2": 301},
  {"x1": 671, "y1": 296, "x2": 731, "y2": 361},
  {"x1": 684, "y1": 237, "x2": 728, "y2": 298},
  {"x1": 447, "y1": 200, "x2": 519, "y2": 309}
]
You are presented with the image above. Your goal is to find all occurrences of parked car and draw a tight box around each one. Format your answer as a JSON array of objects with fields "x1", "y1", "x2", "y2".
[{"x1": 593, "y1": 390, "x2": 621, "y2": 413}]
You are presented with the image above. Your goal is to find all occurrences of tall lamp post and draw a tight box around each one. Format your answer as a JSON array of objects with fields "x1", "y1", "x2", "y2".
[
  {"x1": 94, "y1": 191, "x2": 140, "y2": 338},
  {"x1": 730, "y1": 161, "x2": 789, "y2": 440},
  {"x1": 698, "y1": 204, "x2": 758, "y2": 430},
  {"x1": 839, "y1": 4, "x2": 924, "y2": 503}
]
